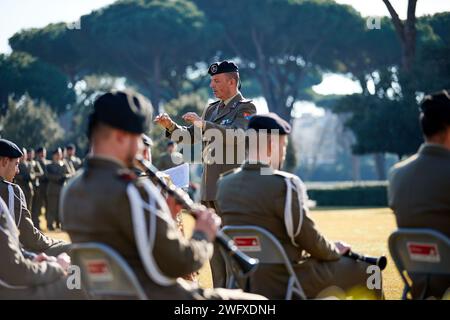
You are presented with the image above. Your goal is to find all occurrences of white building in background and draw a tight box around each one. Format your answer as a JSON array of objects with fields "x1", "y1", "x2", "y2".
[{"x1": 291, "y1": 101, "x2": 358, "y2": 181}]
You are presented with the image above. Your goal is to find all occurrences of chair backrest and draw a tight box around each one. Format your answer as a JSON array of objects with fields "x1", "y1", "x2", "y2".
[
  {"x1": 388, "y1": 228, "x2": 450, "y2": 276},
  {"x1": 70, "y1": 242, "x2": 148, "y2": 300},
  {"x1": 221, "y1": 225, "x2": 306, "y2": 299}
]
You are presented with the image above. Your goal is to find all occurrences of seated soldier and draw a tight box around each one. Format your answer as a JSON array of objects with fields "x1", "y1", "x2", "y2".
[
  {"x1": 61, "y1": 90, "x2": 265, "y2": 300},
  {"x1": 0, "y1": 197, "x2": 84, "y2": 299},
  {"x1": 0, "y1": 139, "x2": 69, "y2": 256},
  {"x1": 216, "y1": 113, "x2": 384, "y2": 299},
  {"x1": 389, "y1": 90, "x2": 450, "y2": 299}
]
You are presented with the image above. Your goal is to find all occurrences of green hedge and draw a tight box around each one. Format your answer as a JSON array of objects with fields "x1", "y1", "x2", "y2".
[{"x1": 306, "y1": 182, "x2": 388, "y2": 207}]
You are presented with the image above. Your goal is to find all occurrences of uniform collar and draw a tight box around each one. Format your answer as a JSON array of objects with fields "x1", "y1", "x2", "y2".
[
  {"x1": 242, "y1": 160, "x2": 272, "y2": 171},
  {"x1": 419, "y1": 143, "x2": 450, "y2": 158},
  {"x1": 222, "y1": 92, "x2": 242, "y2": 108},
  {"x1": 86, "y1": 155, "x2": 128, "y2": 170}
]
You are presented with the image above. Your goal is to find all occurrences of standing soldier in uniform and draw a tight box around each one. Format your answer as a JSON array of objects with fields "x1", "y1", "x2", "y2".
[
  {"x1": 216, "y1": 113, "x2": 384, "y2": 299},
  {"x1": 26, "y1": 149, "x2": 38, "y2": 213},
  {"x1": 46, "y1": 148, "x2": 74, "y2": 231},
  {"x1": 15, "y1": 148, "x2": 35, "y2": 210},
  {"x1": 154, "y1": 141, "x2": 183, "y2": 171},
  {"x1": 0, "y1": 139, "x2": 69, "y2": 256},
  {"x1": 65, "y1": 143, "x2": 83, "y2": 172},
  {"x1": 155, "y1": 61, "x2": 257, "y2": 287},
  {"x1": 61, "y1": 90, "x2": 265, "y2": 300},
  {"x1": 30, "y1": 149, "x2": 45, "y2": 229},
  {"x1": 33, "y1": 147, "x2": 50, "y2": 230}
]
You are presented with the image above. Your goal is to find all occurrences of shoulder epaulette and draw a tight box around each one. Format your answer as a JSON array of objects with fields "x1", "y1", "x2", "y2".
[{"x1": 117, "y1": 168, "x2": 138, "y2": 182}]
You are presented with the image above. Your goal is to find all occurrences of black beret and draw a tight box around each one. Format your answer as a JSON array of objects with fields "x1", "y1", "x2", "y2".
[
  {"x1": 208, "y1": 61, "x2": 239, "y2": 76},
  {"x1": 142, "y1": 134, "x2": 153, "y2": 147},
  {"x1": 66, "y1": 143, "x2": 76, "y2": 150},
  {"x1": 88, "y1": 90, "x2": 153, "y2": 136},
  {"x1": 0, "y1": 139, "x2": 23, "y2": 158},
  {"x1": 35, "y1": 147, "x2": 45, "y2": 153},
  {"x1": 167, "y1": 140, "x2": 175, "y2": 147},
  {"x1": 247, "y1": 112, "x2": 291, "y2": 135}
]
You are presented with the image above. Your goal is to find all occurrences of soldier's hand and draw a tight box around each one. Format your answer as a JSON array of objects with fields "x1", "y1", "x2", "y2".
[
  {"x1": 193, "y1": 206, "x2": 221, "y2": 242},
  {"x1": 154, "y1": 113, "x2": 174, "y2": 129},
  {"x1": 56, "y1": 252, "x2": 71, "y2": 272},
  {"x1": 335, "y1": 241, "x2": 351, "y2": 255},
  {"x1": 33, "y1": 253, "x2": 54, "y2": 263},
  {"x1": 182, "y1": 112, "x2": 203, "y2": 128}
]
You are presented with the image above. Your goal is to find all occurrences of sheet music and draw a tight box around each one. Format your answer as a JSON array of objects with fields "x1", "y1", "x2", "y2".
[{"x1": 162, "y1": 163, "x2": 190, "y2": 188}]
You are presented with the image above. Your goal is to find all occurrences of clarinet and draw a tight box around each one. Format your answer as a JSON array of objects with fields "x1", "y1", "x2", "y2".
[
  {"x1": 345, "y1": 251, "x2": 387, "y2": 270},
  {"x1": 136, "y1": 157, "x2": 259, "y2": 277}
]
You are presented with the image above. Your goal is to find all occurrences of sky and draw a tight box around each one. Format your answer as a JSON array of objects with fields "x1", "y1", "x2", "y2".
[{"x1": 1, "y1": 0, "x2": 449, "y2": 98}]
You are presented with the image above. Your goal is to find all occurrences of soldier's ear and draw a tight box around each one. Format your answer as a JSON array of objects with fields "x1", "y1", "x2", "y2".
[{"x1": 0, "y1": 157, "x2": 7, "y2": 167}]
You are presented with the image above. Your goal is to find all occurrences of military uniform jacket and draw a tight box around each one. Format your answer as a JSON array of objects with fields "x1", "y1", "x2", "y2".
[
  {"x1": 46, "y1": 161, "x2": 73, "y2": 195},
  {"x1": 166, "y1": 92, "x2": 256, "y2": 201},
  {"x1": 0, "y1": 177, "x2": 69, "y2": 256},
  {"x1": 66, "y1": 156, "x2": 83, "y2": 171},
  {"x1": 15, "y1": 161, "x2": 35, "y2": 195},
  {"x1": 61, "y1": 157, "x2": 214, "y2": 299},
  {"x1": 32, "y1": 160, "x2": 45, "y2": 188},
  {"x1": 155, "y1": 152, "x2": 184, "y2": 171},
  {"x1": 0, "y1": 198, "x2": 67, "y2": 298},
  {"x1": 389, "y1": 144, "x2": 450, "y2": 298},
  {"x1": 37, "y1": 158, "x2": 50, "y2": 187},
  {"x1": 216, "y1": 162, "x2": 345, "y2": 298},
  {"x1": 389, "y1": 144, "x2": 450, "y2": 236},
  {"x1": 216, "y1": 162, "x2": 340, "y2": 262}
]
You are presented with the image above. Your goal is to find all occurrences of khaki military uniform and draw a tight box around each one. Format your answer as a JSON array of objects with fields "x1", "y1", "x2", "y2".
[
  {"x1": 30, "y1": 160, "x2": 45, "y2": 228},
  {"x1": 166, "y1": 92, "x2": 256, "y2": 203},
  {"x1": 34, "y1": 158, "x2": 51, "y2": 225},
  {"x1": 166, "y1": 93, "x2": 256, "y2": 287},
  {"x1": 61, "y1": 157, "x2": 264, "y2": 300},
  {"x1": 46, "y1": 160, "x2": 74, "y2": 229},
  {"x1": 216, "y1": 162, "x2": 383, "y2": 299},
  {"x1": 15, "y1": 161, "x2": 35, "y2": 209},
  {"x1": 389, "y1": 143, "x2": 450, "y2": 298},
  {"x1": 0, "y1": 177, "x2": 69, "y2": 256},
  {"x1": 0, "y1": 198, "x2": 83, "y2": 299},
  {"x1": 155, "y1": 152, "x2": 184, "y2": 171},
  {"x1": 66, "y1": 155, "x2": 83, "y2": 171}
]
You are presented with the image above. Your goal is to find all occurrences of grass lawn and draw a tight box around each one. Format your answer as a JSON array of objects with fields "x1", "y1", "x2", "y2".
[{"x1": 46, "y1": 207, "x2": 403, "y2": 300}]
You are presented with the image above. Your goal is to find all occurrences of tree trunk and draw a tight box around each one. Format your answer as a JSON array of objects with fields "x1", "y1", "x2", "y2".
[
  {"x1": 373, "y1": 153, "x2": 386, "y2": 180},
  {"x1": 382, "y1": 0, "x2": 417, "y2": 73}
]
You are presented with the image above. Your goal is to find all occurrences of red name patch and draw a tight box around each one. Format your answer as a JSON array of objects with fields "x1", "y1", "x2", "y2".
[
  {"x1": 407, "y1": 242, "x2": 440, "y2": 263},
  {"x1": 85, "y1": 259, "x2": 114, "y2": 281},
  {"x1": 233, "y1": 236, "x2": 261, "y2": 252}
]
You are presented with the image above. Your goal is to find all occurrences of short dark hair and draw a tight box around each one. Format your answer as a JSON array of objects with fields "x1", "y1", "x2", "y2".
[
  {"x1": 225, "y1": 72, "x2": 240, "y2": 88},
  {"x1": 420, "y1": 90, "x2": 450, "y2": 138}
]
